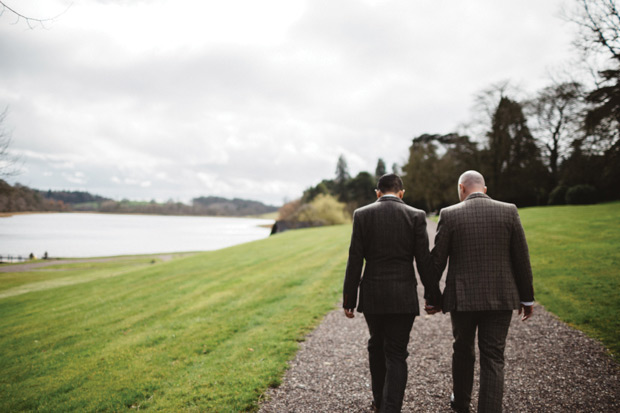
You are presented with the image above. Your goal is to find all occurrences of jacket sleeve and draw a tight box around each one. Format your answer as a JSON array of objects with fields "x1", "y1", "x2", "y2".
[
  {"x1": 430, "y1": 210, "x2": 451, "y2": 289},
  {"x1": 510, "y1": 206, "x2": 535, "y2": 302},
  {"x1": 343, "y1": 211, "x2": 364, "y2": 309},
  {"x1": 414, "y1": 212, "x2": 441, "y2": 305}
]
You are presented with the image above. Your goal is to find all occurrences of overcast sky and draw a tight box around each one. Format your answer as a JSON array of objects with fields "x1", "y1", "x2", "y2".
[{"x1": 1, "y1": 0, "x2": 578, "y2": 206}]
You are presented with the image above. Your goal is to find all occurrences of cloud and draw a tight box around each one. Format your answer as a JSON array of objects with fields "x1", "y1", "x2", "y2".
[{"x1": 1, "y1": 0, "x2": 575, "y2": 205}]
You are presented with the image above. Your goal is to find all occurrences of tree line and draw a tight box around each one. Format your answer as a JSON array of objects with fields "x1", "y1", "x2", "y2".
[
  {"x1": 0, "y1": 181, "x2": 277, "y2": 217},
  {"x1": 281, "y1": 0, "x2": 619, "y2": 219}
]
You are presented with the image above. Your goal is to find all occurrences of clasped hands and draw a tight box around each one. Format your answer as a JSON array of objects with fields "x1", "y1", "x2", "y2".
[{"x1": 424, "y1": 300, "x2": 441, "y2": 315}]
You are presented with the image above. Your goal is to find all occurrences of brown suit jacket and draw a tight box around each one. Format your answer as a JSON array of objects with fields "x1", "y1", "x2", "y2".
[
  {"x1": 343, "y1": 196, "x2": 441, "y2": 314},
  {"x1": 431, "y1": 193, "x2": 534, "y2": 312}
]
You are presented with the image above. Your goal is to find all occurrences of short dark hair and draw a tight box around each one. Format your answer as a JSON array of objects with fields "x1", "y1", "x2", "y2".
[{"x1": 377, "y1": 173, "x2": 403, "y2": 193}]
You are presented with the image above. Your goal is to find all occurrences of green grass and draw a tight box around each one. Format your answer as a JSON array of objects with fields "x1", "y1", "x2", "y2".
[
  {"x1": 519, "y1": 202, "x2": 620, "y2": 360},
  {"x1": 0, "y1": 257, "x2": 160, "y2": 298},
  {"x1": 0, "y1": 225, "x2": 351, "y2": 412}
]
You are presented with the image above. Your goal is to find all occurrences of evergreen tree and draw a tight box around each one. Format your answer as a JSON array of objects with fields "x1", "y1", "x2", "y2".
[
  {"x1": 346, "y1": 171, "x2": 376, "y2": 210},
  {"x1": 402, "y1": 133, "x2": 480, "y2": 212},
  {"x1": 485, "y1": 97, "x2": 547, "y2": 206},
  {"x1": 375, "y1": 158, "x2": 387, "y2": 179},
  {"x1": 334, "y1": 155, "x2": 351, "y2": 202}
]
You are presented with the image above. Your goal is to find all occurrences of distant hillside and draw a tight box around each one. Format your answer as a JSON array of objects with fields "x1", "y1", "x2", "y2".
[
  {"x1": 0, "y1": 180, "x2": 69, "y2": 213},
  {"x1": 40, "y1": 189, "x2": 112, "y2": 206},
  {"x1": 0, "y1": 181, "x2": 278, "y2": 216},
  {"x1": 192, "y1": 196, "x2": 278, "y2": 216}
]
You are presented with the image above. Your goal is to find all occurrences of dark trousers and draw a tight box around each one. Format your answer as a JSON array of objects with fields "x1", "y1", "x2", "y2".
[
  {"x1": 364, "y1": 313, "x2": 416, "y2": 413},
  {"x1": 450, "y1": 310, "x2": 513, "y2": 413}
]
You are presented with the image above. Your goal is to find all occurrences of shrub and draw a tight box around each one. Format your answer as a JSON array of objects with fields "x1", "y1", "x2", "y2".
[
  {"x1": 548, "y1": 185, "x2": 568, "y2": 205},
  {"x1": 297, "y1": 194, "x2": 351, "y2": 225},
  {"x1": 565, "y1": 184, "x2": 598, "y2": 205}
]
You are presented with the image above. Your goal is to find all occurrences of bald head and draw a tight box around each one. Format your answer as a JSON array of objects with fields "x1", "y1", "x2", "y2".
[{"x1": 457, "y1": 170, "x2": 487, "y2": 201}]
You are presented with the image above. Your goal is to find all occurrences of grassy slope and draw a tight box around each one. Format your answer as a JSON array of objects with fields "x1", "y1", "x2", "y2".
[
  {"x1": 0, "y1": 225, "x2": 351, "y2": 412},
  {"x1": 0, "y1": 203, "x2": 617, "y2": 411},
  {"x1": 519, "y1": 202, "x2": 620, "y2": 360}
]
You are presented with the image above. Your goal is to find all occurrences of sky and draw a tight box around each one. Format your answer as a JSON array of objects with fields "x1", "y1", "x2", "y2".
[{"x1": 0, "y1": 0, "x2": 580, "y2": 206}]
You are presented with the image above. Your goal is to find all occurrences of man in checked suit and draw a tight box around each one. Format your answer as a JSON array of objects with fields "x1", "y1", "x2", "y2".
[
  {"x1": 343, "y1": 173, "x2": 441, "y2": 413},
  {"x1": 429, "y1": 170, "x2": 534, "y2": 413}
]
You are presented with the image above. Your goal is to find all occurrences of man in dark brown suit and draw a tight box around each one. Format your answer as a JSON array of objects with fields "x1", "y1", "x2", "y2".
[
  {"x1": 429, "y1": 170, "x2": 534, "y2": 413},
  {"x1": 343, "y1": 173, "x2": 441, "y2": 413}
]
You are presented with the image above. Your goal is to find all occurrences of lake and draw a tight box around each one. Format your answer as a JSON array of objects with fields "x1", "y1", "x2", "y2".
[{"x1": 0, "y1": 213, "x2": 275, "y2": 259}]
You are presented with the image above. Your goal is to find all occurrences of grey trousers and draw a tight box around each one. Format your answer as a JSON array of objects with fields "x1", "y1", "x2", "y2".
[{"x1": 450, "y1": 310, "x2": 513, "y2": 413}]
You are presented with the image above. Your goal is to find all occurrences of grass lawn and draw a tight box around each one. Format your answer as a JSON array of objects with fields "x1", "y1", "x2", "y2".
[
  {"x1": 0, "y1": 225, "x2": 351, "y2": 412},
  {"x1": 519, "y1": 202, "x2": 620, "y2": 361}
]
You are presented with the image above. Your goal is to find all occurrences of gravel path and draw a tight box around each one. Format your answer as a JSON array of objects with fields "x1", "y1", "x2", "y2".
[{"x1": 260, "y1": 220, "x2": 619, "y2": 412}]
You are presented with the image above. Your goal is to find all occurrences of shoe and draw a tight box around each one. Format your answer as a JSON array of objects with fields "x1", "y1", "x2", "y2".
[
  {"x1": 450, "y1": 393, "x2": 470, "y2": 413},
  {"x1": 371, "y1": 400, "x2": 380, "y2": 412}
]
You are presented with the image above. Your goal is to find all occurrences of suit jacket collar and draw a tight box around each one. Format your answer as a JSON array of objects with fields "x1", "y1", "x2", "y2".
[
  {"x1": 464, "y1": 192, "x2": 490, "y2": 201},
  {"x1": 377, "y1": 196, "x2": 405, "y2": 204}
]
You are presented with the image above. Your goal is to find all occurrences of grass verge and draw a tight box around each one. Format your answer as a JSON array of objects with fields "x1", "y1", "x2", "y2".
[
  {"x1": 0, "y1": 225, "x2": 350, "y2": 411},
  {"x1": 519, "y1": 202, "x2": 620, "y2": 361}
]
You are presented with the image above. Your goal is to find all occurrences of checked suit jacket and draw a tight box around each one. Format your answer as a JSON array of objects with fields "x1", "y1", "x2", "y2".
[
  {"x1": 343, "y1": 196, "x2": 441, "y2": 315},
  {"x1": 431, "y1": 192, "x2": 534, "y2": 312}
]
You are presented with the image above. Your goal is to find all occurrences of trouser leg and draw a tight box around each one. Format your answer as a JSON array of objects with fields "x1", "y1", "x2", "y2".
[
  {"x1": 365, "y1": 313, "x2": 415, "y2": 413},
  {"x1": 476, "y1": 311, "x2": 512, "y2": 413},
  {"x1": 365, "y1": 314, "x2": 387, "y2": 408},
  {"x1": 451, "y1": 311, "x2": 477, "y2": 411}
]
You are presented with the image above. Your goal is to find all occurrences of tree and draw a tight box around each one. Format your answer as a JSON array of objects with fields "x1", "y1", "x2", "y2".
[
  {"x1": 375, "y1": 158, "x2": 387, "y2": 179},
  {"x1": 566, "y1": 0, "x2": 620, "y2": 200},
  {"x1": 0, "y1": 1, "x2": 70, "y2": 29},
  {"x1": 464, "y1": 81, "x2": 522, "y2": 145},
  {"x1": 334, "y1": 154, "x2": 351, "y2": 202},
  {"x1": 402, "y1": 136, "x2": 440, "y2": 211},
  {"x1": 565, "y1": 0, "x2": 619, "y2": 145},
  {"x1": 566, "y1": 0, "x2": 620, "y2": 62},
  {"x1": 301, "y1": 180, "x2": 330, "y2": 203},
  {"x1": 526, "y1": 82, "x2": 585, "y2": 189},
  {"x1": 402, "y1": 133, "x2": 481, "y2": 212},
  {"x1": 484, "y1": 97, "x2": 547, "y2": 206},
  {"x1": 0, "y1": 107, "x2": 21, "y2": 179},
  {"x1": 392, "y1": 163, "x2": 400, "y2": 175},
  {"x1": 346, "y1": 171, "x2": 376, "y2": 211}
]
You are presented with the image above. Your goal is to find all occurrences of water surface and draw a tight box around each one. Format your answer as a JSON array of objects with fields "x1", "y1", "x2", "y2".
[{"x1": 0, "y1": 213, "x2": 274, "y2": 258}]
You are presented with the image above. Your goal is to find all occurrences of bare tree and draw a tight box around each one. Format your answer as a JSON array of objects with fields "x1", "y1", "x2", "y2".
[
  {"x1": 565, "y1": 0, "x2": 620, "y2": 148},
  {"x1": 0, "y1": 1, "x2": 70, "y2": 29},
  {"x1": 0, "y1": 107, "x2": 21, "y2": 179},
  {"x1": 566, "y1": 0, "x2": 620, "y2": 62},
  {"x1": 460, "y1": 80, "x2": 524, "y2": 146},
  {"x1": 526, "y1": 82, "x2": 585, "y2": 188}
]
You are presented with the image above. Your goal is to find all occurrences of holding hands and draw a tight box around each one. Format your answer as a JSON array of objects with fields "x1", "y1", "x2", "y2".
[{"x1": 424, "y1": 300, "x2": 442, "y2": 315}]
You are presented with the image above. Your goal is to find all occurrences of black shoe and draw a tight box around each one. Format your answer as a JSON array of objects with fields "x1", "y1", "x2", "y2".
[
  {"x1": 370, "y1": 400, "x2": 380, "y2": 412},
  {"x1": 450, "y1": 393, "x2": 470, "y2": 413}
]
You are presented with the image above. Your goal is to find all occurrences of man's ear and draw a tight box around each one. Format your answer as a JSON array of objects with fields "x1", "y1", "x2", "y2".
[
  {"x1": 483, "y1": 186, "x2": 487, "y2": 194},
  {"x1": 398, "y1": 190, "x2": 404, "y2": 199}
]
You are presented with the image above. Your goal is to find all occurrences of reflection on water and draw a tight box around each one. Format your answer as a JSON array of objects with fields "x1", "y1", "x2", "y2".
[{"x1": 0, "y1": 213, "x2": 274, "y2": 258}]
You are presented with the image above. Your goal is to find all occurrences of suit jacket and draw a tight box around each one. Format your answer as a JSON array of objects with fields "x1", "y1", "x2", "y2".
[
  {"x1": 431, "y1": 192, "x2": 534, "y2": 312},
  {"x1": 343, "y1": 196, "x2": 441, "y2": 315}
]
